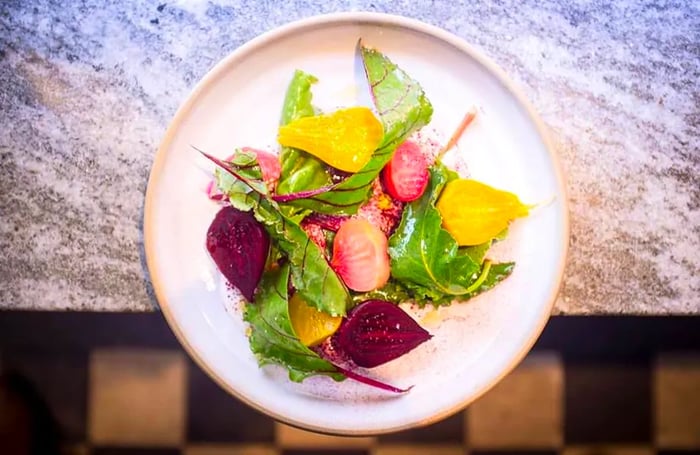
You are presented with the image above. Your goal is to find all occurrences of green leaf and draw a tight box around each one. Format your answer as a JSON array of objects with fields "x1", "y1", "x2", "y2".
[
  {"x1": 286, "y1": 44, "x2": 433, "y2": 214},
  {"x1": 461, "y1": 241, "x2": 492, "y2": 265},
  {"x1": 210, "y1": 151, "x2": 351, "y2": 317},
  {"x1": 386, "y1": 161, "x2": 516, "y2": 306},
  {"x1": 251, "y1": 197, "x2": 350, "y2": 317},
  {"x1": 357, "y1": 262, "x2": 515, "y2": 308},
  {"x1": 244, "y1": 264, "x2": 344, "y2": 382},
  {"x1": 388, "y1": 163, "x2": 493, "y2": 301},
  {"x1": 215, "y1": 149, "x2": 268, "y2": 211},
  {"x1": 280, "y1": 70, "x2": 317, "y2": 126},
  {"x1": 351, "y1": 279, "x2": 414, "y2": 306},
  {"x1": 410, "y1": 261, "x2": 515, "y2": 307},
  {"x1": 276, "y1": 71, "x2": 332, "y2": 198},
  {"x1": 216, "y1": 168, "x2": 257, "y2": 212},
  {"x1": 494, "y1": 226, "x2": 509, "y2": 241},
  {"x1": 464, "y1": 262, "x2": 515, "y2": 299}
]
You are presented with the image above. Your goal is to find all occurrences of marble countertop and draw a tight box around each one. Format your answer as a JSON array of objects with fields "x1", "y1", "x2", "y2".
[{"x1": 1, "y1": 1, "x2": 698, "y2": 313}]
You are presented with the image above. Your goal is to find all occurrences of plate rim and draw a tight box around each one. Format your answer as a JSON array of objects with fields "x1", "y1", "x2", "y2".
[{"x1": 143, "y1": 11, "x2": 570, "y2": 435}]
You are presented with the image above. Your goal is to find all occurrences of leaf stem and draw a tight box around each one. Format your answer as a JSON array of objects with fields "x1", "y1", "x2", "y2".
[
  {"x1": 332, "y1": 363, "x2": 412, "y2": 394},
  {"x1": 527, "y1": 195, "x2": 557, "y2": 213},
  {"x1": 438, "y1": 107, "x2": 478, "y2": 158},
  {"x1": 272, "y1": 184, "x2": 337, "y2": 202}
]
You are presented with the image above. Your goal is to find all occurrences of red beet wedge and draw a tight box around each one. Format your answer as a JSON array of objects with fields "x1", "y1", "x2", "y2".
[
  {"x1": 333, "y1": 300, "x2": 432, "y2": 368},
  {"x1": 206, "y1": 206, "x2": 270, "y2": 302}
]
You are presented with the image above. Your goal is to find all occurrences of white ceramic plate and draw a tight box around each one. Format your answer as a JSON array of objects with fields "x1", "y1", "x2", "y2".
[{"x1": 144, "y1": 12, "x2": 569, "y2": 435}]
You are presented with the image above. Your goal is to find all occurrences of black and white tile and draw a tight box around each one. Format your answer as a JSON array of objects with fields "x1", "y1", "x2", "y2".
[{"x1": 0, "y1": 313, "x2": 699, "y2": 455}]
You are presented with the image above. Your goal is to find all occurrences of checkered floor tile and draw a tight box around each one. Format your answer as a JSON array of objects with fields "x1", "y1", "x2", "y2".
[{"x1": 0, "y1": 313, "x2": 699, "y2": 455}]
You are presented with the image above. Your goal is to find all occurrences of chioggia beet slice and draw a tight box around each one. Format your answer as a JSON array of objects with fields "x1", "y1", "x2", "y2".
[
  {"x1": 206, "y1": 206, "x2": 270, "y2": 302},
  {"x1": 331, "y1": 219, "x2": 390, "y2": 292},
  {"x1": 333, "y1": 300, "x2": 432, "y2": 368}
]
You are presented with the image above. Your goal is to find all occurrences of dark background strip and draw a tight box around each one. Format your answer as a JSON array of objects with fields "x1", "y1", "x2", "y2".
[{"x1": 1, "y1": 312, "x2": 699, "y2": 355}]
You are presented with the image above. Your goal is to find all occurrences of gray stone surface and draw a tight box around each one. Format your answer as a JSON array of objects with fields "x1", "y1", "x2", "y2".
[{"x1": 0, "y1": 1, "x2": 697, "y2": 313}]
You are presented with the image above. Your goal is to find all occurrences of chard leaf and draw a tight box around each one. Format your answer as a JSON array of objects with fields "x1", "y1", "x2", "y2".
[
  {"x1": 208, "y1": 151, "x2": 350, "y2": 317},
  {"x1": 287, "y1": 43, "x2": 433, "y2": 214},
  {"x1": 388, "y1": 163, "x2": 513, "y2": 304},
  {"x1": 356, "y1": 261, "x2": 515, "y2": 308},
  {"x1": 495, "y1": 227, "x2": 509, "y2": 241},
  {"x1": 405, "y1": 261, "x2": 515, "y2": 307},
  {"x1": 464, "y1": 262, "x2": 515, "y2": 298},
  {"x1": 276, "y1": 71, "x2": 332, "y2": 198},
  {"x1": 351, "y1": 280, "x2": 414, "y2": 306},
  {"x1": 214, "y1": 148, "x2": 268, "y2": 212},
  {"x1": 215, "y1": 167, "x2": 257, "y2": 212},
  {"x1": 462, "y1": 242, "x2": 492, "y2": 265},
  {"x1": 245, "y1": 264, "x2": 344, "y2": 382},
  {"x1": 252, "y1": 197, "x2": 350, "y2": 316}
]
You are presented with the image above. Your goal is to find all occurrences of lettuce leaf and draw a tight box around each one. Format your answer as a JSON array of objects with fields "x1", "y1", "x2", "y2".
[
  {"x1": 245, "y1": 264, "x2": 344, "y2": 382},
  {"x1": 352, "y1": 260, "x2": 515, "y2": 308},
  {"x1": 462, "y1": 242, "x2": 492, "y2": 266},
  {"x1": 215, "y1": 149, "x2": 266, "y2": 212},
  {"x1": 387, "y1": 162, "x2": 515, "y2": 304},
  {"x1": 402, "y1": 262, "x2": 515, "y2": 307},
  {"x1": 283, "y1": 43, "x2": 433, "y2": 214},
  {"x1": 351, "y1": 280, "x2": 414, "y2": 306},
  {"x1": 463, "y1": 262, "x2": 515, "y2": 298}
]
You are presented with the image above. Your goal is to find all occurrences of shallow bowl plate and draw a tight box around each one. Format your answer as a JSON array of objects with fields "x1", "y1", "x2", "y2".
[{"x1": 144, "y1": 12, "x2": 569, "y2": 435}]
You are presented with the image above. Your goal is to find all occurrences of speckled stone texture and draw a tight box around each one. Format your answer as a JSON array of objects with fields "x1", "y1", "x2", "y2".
[{"x1": 0, "y1": 1, "x2": 697, "y2": 313}]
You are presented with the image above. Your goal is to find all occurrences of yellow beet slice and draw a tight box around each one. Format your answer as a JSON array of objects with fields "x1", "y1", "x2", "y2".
[
  {"x1": 277, "y1": 107, "x2": 383, "y2": 173},
  {"x1": 288, "y1": 292, "x2": 342, "y2": 347},
  {"x1": 436, "y1": 179, "x2": 529, "y2": 246}
]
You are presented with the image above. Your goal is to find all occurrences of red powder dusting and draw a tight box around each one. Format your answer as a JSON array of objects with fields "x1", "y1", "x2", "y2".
[
  {"x1": 410, "y1": 130, "x2": 443, "y2": 164},
  {"x1": 300, "y1": 220, "x2": 328, "y2": 256},
  {"x1": 355, "y1": 179, "x2": 404, "y2": 236}
]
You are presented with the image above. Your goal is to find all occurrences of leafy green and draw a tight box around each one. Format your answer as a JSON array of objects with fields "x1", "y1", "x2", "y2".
[
  {"x1": 351, "y1": 260, "x2": 514, "y2": 308},
  {"x1": 494, "y1": 227, "x2": 509, "y2": 241},
  {"x1": 211, "y1": 151, "x2": 350, "y2": 316},
  {"x1": 388, "y1": 163, "x2": 514, "y2": 304},
  {"x1": 351, "y1": 280, "x2": 414, "y2": 306},
  {"x1": 276, "y1": 71, "x2": 332, "y2": 199},
  {"x1": 245, "y1": 264, "x2": 344, "y2": 382},
  {"x1": 215, "y1": 149, "x2": 266, "y2": 212},
  {"x1": 462, "y1": 242, "x2": 492, "y2": 266},
  {"x1": 286, "y1": 43, "x2": 434, "y2": 214},
  {"x1": 388, "y1": 163, "x2": 479, "y2": 298},
  {"x1": 410, "y1": 261, "x2": 515, "y2": 307},
  {"x1": 464, "y1": 262, "x2": 515, "y2": 298},
  {"x1": 252, "y1": 197, "x2": 350, "y2": 316}
]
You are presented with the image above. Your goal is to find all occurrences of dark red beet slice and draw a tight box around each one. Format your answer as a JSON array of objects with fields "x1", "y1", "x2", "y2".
[
  {"x1": 333, "y1": 300, "x2": 432, "y2": 368},
  {"x1": 206, "y1": 206, "x2": 270, "y2": 302}
]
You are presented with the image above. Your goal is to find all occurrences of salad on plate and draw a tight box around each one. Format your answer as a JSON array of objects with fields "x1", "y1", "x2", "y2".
[{"x1": 201, "y1": 41, "x2": 531, "y2": 393}]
